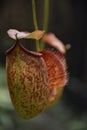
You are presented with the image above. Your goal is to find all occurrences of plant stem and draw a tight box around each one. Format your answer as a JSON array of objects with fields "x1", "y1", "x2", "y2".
[
  {"x1": 32, "y1": 0, "x2": 40, "y2": 51},
  {"x1": 32, "y1": 0, "x2": 38, "y2": 30},
  {"x1": 43, "y1": 0, "x2": 49, "y2": 32},
  {"x1": 41, "y1": 0, "x2": 49, "y2": 50}
]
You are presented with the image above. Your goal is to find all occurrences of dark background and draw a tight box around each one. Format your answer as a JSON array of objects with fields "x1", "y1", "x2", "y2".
[{"x1": 0, "y1": 0, "x2": 87, "y2": 130}]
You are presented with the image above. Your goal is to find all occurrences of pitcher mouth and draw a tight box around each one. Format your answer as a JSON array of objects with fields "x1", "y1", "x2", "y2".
[{"x1": 5, "y1": 40, "x2": 42, "y2": 57}]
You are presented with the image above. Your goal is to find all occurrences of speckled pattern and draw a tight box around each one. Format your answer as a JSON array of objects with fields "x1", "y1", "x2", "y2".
[
  {"x1": 6, "y1": 42, "x2": 49, "y2": 119},
  {"x1": 40, "y1": 50, "x2": 68, "y2": 104}
]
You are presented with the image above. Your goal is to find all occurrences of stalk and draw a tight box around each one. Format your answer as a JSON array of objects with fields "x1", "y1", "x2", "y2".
[
  {"x1": 41, "y1": 0, "x2": 49, "y2": 50},
  {"x1": 32, "y1": 0, "x2": 40, "y2": 51}
]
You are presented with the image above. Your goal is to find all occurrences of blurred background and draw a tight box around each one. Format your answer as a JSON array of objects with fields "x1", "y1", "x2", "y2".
[{"x1": 0, "y1": 0, "x2": 87, "y2": 130}]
